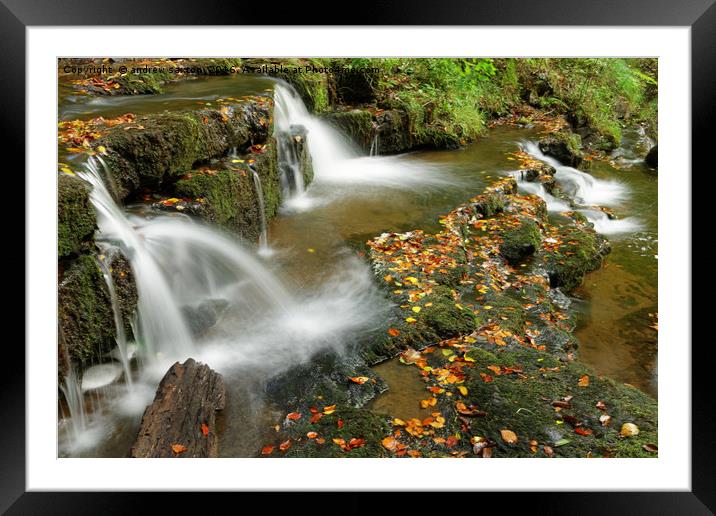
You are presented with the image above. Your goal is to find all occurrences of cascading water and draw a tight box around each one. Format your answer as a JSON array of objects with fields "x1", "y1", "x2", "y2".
[
  {"x1": 250, "y1": 169, "x2": 270, "y2": 255},
  {"x1": 369, "y1": 133, "x2": 379, "y2": 157},
  {"x1": 518, "y1": 141, "x2": 641, "y2": 234},
  {"x1": 272, "y1": 83, "x2": 450, "y2": 210}
]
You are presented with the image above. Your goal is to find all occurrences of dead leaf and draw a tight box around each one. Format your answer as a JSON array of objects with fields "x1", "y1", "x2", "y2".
[
  {"x1": 620, "y1": 423, "x2": 640, "y2": 437},
  {"x1": 261, "y1": 445, "x2": 274, "y2": 455},
  {"x1": 279, "y1": 439, "x2": 292, "y2": 451},
  {"x1": 171, "y1": 443, "x2": 187, "y2": 454},
  {"x1": 500, "y1": 429, "x2": 518, "y2": 444},
  {"x1": 578, "y1": 375, "x2": 590, "y2": 387},
  {"x1": 286, "y1": 412, "x2": 301, "y2": 421},
  {"x1": 348, "y1": 376, "x2": 370, "y2": 385},
  {"x1": 200, "y1": 423, "x2": 209, "y2": 436}
]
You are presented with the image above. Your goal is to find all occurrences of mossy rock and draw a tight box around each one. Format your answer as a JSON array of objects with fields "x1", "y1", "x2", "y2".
[
  {"x1": 499, "y1": 218, "x2": 541, "y2": 264},
  {"x1": 538, "y1": 130, "x2": 584, "y2": 168},
  {"x1": 320, "y1": 110, "x2": 374, "y2": 152},
  {"x1": 108, "y1": 252, "x2": 137, "y2": 337},
  {"x1": 542, "y1": 224, "x2": 610, "y2": 292},
  {"x1": 470, "y1": 191, "x2": 505, "y2": 218},
  {"x1": 58, "y1": 174, "x2": 97, "y2": 259},
  {"x1": 283, "y1": 408, "x2": 391, "y2": 458},
  {"x1": 420, "y1": 286, "x2": 476, "y2": 339},
  {"x1": 98, "y1": 100, "x2": 270, "y2": 200},
  {"x1": 461, "y1": 346, "x2": 657, "y2": 458},
  {"x1": 58, "y1": 254, "x2": 115, "y2": 366},
  {"x1": 175, "y1": 150, "x2": 279, "y2": 242}
]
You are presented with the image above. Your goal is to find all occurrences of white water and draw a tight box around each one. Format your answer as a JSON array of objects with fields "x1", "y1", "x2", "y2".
[
  {"x1": 250, "y1": 170, "x2": 271, "y2": 256},
  {"x1": 369, "y1": 133, "x2": 379, "y2": 156},
  {"x1": 273, "y1": 83, "x2": 451, "y2": 213},
  {"x1": 518, "y1": 141, "x2": 639, "y2": 235}
]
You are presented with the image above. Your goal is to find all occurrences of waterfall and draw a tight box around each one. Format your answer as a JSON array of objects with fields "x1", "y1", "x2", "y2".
[
  {"x1": 97, "y1": 247, "x2": 134, "y2": 389},
  {"x1": 59, "y1": 367, "x2": 87, "y2": 443},
  {"x1": 250, "y1": 169, "x2": 270, "y2": 255},
  {"x1": 272, "y1": 82, "x2": 449, "y2": 198},
  {"x1": 369, "y1": 133, "x2": 379, "y2": 157},
  {"x1": 518, "y1": 141, "x2": 640, "y2": 235},
  {"x1": 513, "y1": 177, "x2": 571, "y2": 212}
]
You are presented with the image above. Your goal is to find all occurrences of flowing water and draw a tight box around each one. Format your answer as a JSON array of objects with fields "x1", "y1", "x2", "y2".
[{"x1": 58, "y1": 77, "x2": 658, "y2": 456}]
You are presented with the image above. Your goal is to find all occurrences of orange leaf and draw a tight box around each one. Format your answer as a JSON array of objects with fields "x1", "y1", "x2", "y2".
[
  {"x1": 279, "y1": 439, "x2": 292, "y2": 451},
  {"x1": 261, "y1": 445, "x2": 274, "y2": 455},
  {"x1": 387, "y1": 328, "x2": 400, "y2": 337},
  {"x1": 487, "y1": 365, "x2": 502, "y2": 375},
  {"x1": 337, "y1": 419, "x2": 344, "y2": 429},
  {"x1": 310, "y1": 413, "x2": 323, "y2": 424},
  {"x1": 382, "y1": 436, "x2": 398, "y2": 452},
  {"x1": 348, "y1": 438, "x2": 365, "y2": 449},
  {"x1": 286, "y1": 412, "x2": 302, "y2": 420},
  {"x1": 500, "y1": 429, "x2": 518, "y2": 444},
  {"x1": 575, "y1": 427, "x2": 593, "y2": 436},
  {"x1": 323, "y1": 405, "x2": 337, "y2": 415},
  {"x1": 171, "y1": 444, "x2": 187, "y2": 454},
  {"x1": 307, "y1": 431, "x2": 318, "y2": 439},
  {"x1": 200, "y1": 423, "x2": 209, "y2": 436},
  {"x1": 578, "y1": 375, "x2": 590, "y2": 387},
  {"x1": 348, "y1": 376, "x2": 370, "y2": 385}
]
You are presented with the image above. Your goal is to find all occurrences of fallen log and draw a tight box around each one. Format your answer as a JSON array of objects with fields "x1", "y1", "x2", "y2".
[{"x1": 130, "y1": 358, "x2": 225, "y2": 458}]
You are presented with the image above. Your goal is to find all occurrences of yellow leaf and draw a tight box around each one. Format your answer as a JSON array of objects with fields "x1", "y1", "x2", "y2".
[
  {"x1": 411, "y1": 306, "x2": 421, "y2": 313},
  {"x1": 405, "y1": 317, "x2": 417, "y2": 323},
  {"x1": 500, "y1": 429, "x2": 518, "y2": 444},
  {"x1": 97, "y1": 145, "x2": 107, "y2": 154},
  {"x1": 578, "y1": 375, "x2": 590, "y2": 387},
  {"x1": 458, "y1": 386, "x2": 468, "y2": 396}
]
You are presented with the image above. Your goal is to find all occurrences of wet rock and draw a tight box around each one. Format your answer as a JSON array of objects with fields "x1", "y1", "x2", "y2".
[
  {"x1": 107, "y1": 251, "x2": 137, "y2": 337},
  {"x1": 58, "y1": 174, "x2": 97, "y2": 259},
  {"x1": 542, "y1": 223, "x2": 611, "y2": 292},
  {"x1": 320, "y1": 110, "x2": 374, "y2": 152},
  {"x1": 173, "y1": 142, "x2": 282, "y2": 242},
  {"x1": 420, "y1": 286, "x2": 477, "y2": 339},
  {"x1": 538, "y1": 131, "x2": 585, "y2": 168},
  {"x1": 499, "y1": 218, "x2": 541, "y2": 265},
  {"x1": 645, "y1": 145, "x2": 658, "y2": 169},
  {"x1": 131, "y1": 359, "x2": 225, "y2": 458},
  {"x1": 98, "y1": 99, "x2": 272, "y2": 200},
  {"x1": 58, "y1": 254, "x2": 115, "y2": 365},
  {"x1": 181, "y1": 299, "x2": 229, "y2": 337}
]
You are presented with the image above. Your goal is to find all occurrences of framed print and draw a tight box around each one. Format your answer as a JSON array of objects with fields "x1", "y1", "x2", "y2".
[{"x1": 5, "y1": 0, "x2": 714, "y2": 511}]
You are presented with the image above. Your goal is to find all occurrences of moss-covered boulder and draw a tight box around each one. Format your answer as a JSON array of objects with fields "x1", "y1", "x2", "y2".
[
  {"x1": 58, "y1": 254, "x2": 115, "y2": 366},
  {"x1": 420, "y1": 286, "x2": 476, "y2": 339},
  {"x1": 320, "y1": 110, "x2": 374, "y2": 152},
  {"x1": 174, "y1": 147, "x2": 277, "y2": 242},
  {"x1": 460, "y1": 346, "x2": 657, "y2": 458},
  {"x1": 107, "y1": 252, "x2": 137, "y2": 337},
  {"x1": 58, "y1": 174, "x2": 97, "y2": 259},
  {"x1": 541, "y1": 223, "x2": 610, "y2": 291},
  {"x1": 98, "y1": 99, "x2": 271, "y2": 200},
  {"x1": 538, "y1": 130, "x2": 585, "y2": 168},
  {"x1": 499, "y1": 218, "x2": 542, "y2": 264}
]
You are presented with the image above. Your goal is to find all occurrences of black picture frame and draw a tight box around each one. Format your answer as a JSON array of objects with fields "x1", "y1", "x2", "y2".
[{"x1": 5, "y1": 0, "x2": 712, "y2": 512}]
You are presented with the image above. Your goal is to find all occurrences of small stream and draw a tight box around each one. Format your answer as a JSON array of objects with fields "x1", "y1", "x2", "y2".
[{"x1": 57, "y1": 76, "x2": 657, "y2": 457}]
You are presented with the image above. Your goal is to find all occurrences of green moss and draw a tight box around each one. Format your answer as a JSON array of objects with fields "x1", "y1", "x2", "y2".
[
  {"x1": 542, "y1": 225, "x2": 609, "y2": 291},
  {"x1": 471, "y1": 191, "x2": 505, "y2": 218},
  {"x1": 420, "y1": 286, "x2": 476, "y2": 339},
  {"x1": 461, "y1": 345, "x2": 657, "y2": 458},
  {"x1": 58, "y1": 254, "x2": 115, "y2": 365},
  {"x1": 58, "y1": 174, "x2": 97, "y2": 258},
  {"x1": 320, "y1": 110, "x2": 374, "y2": 151},
  {"x1": 283, "y1": 408, "x2": 391, "y2": 458},
  {"x1": 499, "y1": 218, "x2": 541, "y2": 264},
  {"x1": 98, "y1": 100, "x2": 270, "y2": 199}
]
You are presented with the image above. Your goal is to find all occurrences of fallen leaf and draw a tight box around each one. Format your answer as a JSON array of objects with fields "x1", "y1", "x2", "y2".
[
  {"x1": 261, "y1": 445, "x2": 274, "y2": 455},
  {"x1": 279, "y1": 439, "x2": 292, "y2": 451},
  {"x1": 337, "y1": 419, "x2": 344, "y2": 429},
  {"x1": 307, "y1": 432, "x2": 318, "y2": 439},
  {"x1": 323, "y1": 405, "x2": 336, "y2": 415},
  {"x1": 348, "y1": 376, "x2": 370, "y2": 385},
  {"x1": 457, "y1": 386, "x2": 468, "y2": 396},
  {"x1": 500, "y1": 429, "x2": 518, "y2": 444},
  {"x1": 388, "y1": 328, "x2": 400, "y2": 337},
  {"x1": 286, "y1": 412, "x2": 301, "y2": 421},
  {"x1": 596, "y1": 401, "x2": 607, "y2": 411},
  {"x1": 554, "y1": 438, "x2": 571, "y2": 447},
  {"x1": 642, "y1": 443, "x2": 658, "y2": 453},
  {"x1": 578, "y1": 375, "x2": 590, "y2": 387},
  {"x1": 620, "y1": 423, "x2": 640, "y2": 437},
  {"x1": 382, "y1": 436, "x2": 399, "y2": 452},
  {"x1": 574, "y1": 427, "x2": 593, "y2": 436},
  {"x1": 543, "y1": 445, "x2": 554, "y2": 457},
  {"x1": 200, "y1": 423, "x2": 209, "y2": 436},
  {"x1": 171, "y1": 444, "x2": 187, "y2": 454},
  {"x1": 599, "y1": 414, "x2": 612, "y2": 427}
]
